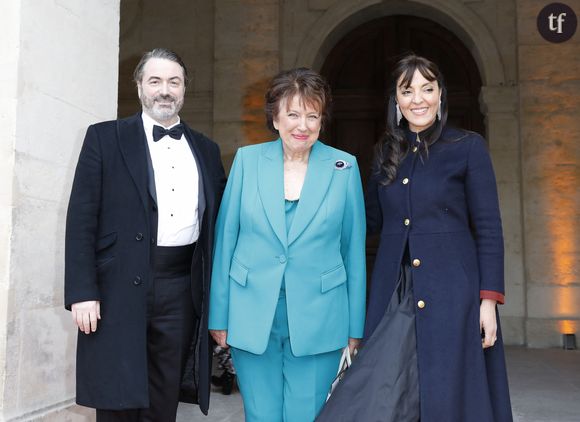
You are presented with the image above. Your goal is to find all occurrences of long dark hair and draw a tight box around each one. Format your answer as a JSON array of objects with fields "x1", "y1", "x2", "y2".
[{"x1": 375, "y1": 54, "x2": 448, "y2": 185}]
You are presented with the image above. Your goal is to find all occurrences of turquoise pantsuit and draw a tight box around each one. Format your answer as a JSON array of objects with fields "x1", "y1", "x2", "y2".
[
  {"x1": 231, "y1": 292, "x2": 342, "y2": 421},
  {"x1": 209, "y1": 139, "x2": 366, "y2": 421}
]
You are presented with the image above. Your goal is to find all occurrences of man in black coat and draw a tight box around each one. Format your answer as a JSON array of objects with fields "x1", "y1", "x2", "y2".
[{"x1": 65, "y1": 48, "x2": 226, "y2": 421}]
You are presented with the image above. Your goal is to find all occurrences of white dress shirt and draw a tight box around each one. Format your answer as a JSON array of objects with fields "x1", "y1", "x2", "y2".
[{"x1": 142, "y1": 112, "x2": 200, "y2": 246}]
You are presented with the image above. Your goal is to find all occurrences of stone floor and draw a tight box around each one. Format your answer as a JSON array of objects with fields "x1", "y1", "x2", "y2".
[{"x1": 176, "y1": 346, "x2": 580, "y2": 422}]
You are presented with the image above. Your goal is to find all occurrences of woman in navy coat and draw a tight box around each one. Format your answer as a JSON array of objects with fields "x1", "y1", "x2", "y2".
[{"x1": 364, "y1": 54, "x2": 513, "y2": 421}]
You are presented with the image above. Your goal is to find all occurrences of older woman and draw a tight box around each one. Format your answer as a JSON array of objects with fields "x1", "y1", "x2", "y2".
[
  {"x1": 318, "y1": 54, "x2": 512, "y2": 422},
  {"x1": 208, "y1": 68, "x2": 366, "y2": 422}
]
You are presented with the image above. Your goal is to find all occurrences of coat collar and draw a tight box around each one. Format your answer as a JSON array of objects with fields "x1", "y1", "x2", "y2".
[{"x1": 257, "y1": 139, "x2": 334, "y2": 247}]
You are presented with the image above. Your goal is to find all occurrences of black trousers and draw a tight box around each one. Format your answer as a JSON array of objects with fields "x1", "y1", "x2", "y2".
[{"x1": 97, "y1": 244, "x2": 197, "y2": 422}]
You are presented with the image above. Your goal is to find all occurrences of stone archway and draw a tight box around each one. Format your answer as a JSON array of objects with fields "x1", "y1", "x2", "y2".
[{"x1": 293, "y1": 0, "x2": 505, "y2": 86}]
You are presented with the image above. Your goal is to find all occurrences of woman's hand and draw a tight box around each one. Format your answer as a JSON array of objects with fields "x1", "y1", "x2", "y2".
[
  {"x1": 480, "y1": 299, "x2": 498, "y2": 349},
  {"x1": 210, "y1": 329, "x2": 229, "y2": 348},
  {"x1": 348, "y1": 337, "x2": 361, "y2": 355}
]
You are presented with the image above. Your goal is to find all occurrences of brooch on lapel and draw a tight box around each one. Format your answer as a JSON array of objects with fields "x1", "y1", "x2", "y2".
[{"x1": 334, "y1": 160, "x2": 352, "y2": 170}]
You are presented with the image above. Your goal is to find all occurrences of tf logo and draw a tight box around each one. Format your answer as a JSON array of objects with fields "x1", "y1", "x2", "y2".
[{"x1": 537, "y1": 3, "x2": 577, "y2": 43}]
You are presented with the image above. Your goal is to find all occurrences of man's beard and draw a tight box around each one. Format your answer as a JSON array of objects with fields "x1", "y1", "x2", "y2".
[{"x1": 141, "y1": 93, "x2": 184, "y2": 123}]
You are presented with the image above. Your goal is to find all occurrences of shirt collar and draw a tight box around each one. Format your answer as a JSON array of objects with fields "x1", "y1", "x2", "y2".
[{"x1": 141, "y1": 112, "x2": 181, "y2": 141}]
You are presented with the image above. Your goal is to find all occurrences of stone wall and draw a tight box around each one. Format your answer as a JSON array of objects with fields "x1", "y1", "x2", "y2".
[
  {"x1": 0, "y1": 1, "x2": 120, "y2": 420},
  {"x1": 213, "y1": 0, "x2": 281, "y2": 167},
  {"x1": 517, "y1": 0, "x2": 580, "y2": 347}
]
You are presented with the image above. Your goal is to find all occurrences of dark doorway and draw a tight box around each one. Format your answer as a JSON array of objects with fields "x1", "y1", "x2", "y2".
[
  {"x1": 320, "y1": 15, "x2": 485, "y2": 290},
  {"x1": 320, "y1": 15, "x2": 485, "y2": 183}
]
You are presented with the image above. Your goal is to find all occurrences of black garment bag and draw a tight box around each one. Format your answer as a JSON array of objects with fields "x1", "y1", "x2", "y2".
[{"x1": 317, "y1": 263, "x2": 420, "y2": 422}]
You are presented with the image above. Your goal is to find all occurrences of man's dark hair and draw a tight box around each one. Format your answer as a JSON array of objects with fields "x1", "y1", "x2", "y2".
[{"x1": 133, "y1": 48, "x2": 189, "y2": 86}]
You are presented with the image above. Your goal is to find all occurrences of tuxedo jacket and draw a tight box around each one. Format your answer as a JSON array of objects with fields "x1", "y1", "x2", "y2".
[
  {"x1": 209, "y1": 139, "x2": 366, "y2": 356},
  {"x1": 65, "y1": 113, "x2": 225, "y2": 412}
]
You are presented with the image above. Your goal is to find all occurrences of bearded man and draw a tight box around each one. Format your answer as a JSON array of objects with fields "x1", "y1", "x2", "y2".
[{"x1": 65, "y1": 48, "x2": 225, "y2": 421}]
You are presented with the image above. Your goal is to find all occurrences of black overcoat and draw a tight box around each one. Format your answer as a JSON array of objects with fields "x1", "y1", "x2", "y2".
[
  {"x1": 64, "y1": 113, "x2": 225, "y2": 413},
  {"x1": 365, "y1": 127, "x2": 512, "y2": 421}
]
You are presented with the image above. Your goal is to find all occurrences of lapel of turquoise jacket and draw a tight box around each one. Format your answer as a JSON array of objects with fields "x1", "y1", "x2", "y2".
[
  {"x1": 258, "y1": 140, "x2": 288, "y2": 248},
  {"x1": 288, "y1": 141, "x2": 334, "y2": 246}
]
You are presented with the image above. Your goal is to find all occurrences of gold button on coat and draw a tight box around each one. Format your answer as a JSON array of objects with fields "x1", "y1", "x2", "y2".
[
  {"x1": 417, "y1": 300, "x2": 426, "y2": 309},
  {"x1": 404, "y1": 218, "x2": 410, "y2": 226},
  {"x1": 412, "y1": 146, "x2": 418, "y2": 153},
  {"x1": 412, "y1": 258, "x2": 421, "y2": 267},
  {"x1": 402, "y1": 178, "x2": 409, "y2": 185}
]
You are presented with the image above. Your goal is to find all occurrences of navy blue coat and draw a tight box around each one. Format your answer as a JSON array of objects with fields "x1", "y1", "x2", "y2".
[
  {"x1": 365, "y1": 127, "x2": 512, "y2": 421},
  {"x1": 65, "y1": 113, "x2": 225, "y2": 413}
]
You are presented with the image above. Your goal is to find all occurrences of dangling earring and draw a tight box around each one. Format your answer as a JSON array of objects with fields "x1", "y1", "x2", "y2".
[
  {"x1": 396, "y1": 103, "x2": 402, "y2": 126},
  {"x1": 437, "y1": 99, "x2": 442, "y2": 121}
]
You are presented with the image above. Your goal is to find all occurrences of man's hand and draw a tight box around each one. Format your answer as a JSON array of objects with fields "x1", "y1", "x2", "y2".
[
  {"x1": 210, "y1": 329, "x2": 228, "y2": 348},
  {"x1": 480, "y1": 299, "x2": 497, "y2": 349},
  {"x1": 72, "y1": 300, "x2": 101, "y2": 334}
]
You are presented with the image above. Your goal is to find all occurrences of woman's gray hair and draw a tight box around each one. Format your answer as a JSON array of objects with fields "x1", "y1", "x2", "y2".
[{"x1": 133, "y1": 48, "x2": 189, "y2": 86}]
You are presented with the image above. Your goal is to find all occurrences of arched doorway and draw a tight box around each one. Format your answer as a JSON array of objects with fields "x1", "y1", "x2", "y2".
[{"x1": 320, "y1": 15, "x2": 484, "y2": 182}]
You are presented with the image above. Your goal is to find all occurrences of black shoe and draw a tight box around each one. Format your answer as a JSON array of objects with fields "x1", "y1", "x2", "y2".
[
  {"x1": 221, "y1": 371, "x2": 235, "y2": 395},
  {"x1": 211, "y1": 374, "x2": 223, "y2": 387},
  {"x1": 212, "y1": 371, "x2": 235, "y2": 395}
]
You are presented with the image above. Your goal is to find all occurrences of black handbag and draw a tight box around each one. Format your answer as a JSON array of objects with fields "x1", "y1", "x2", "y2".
[{"x1": 316, "y1": 264, "x2": 420, "y2": 422}]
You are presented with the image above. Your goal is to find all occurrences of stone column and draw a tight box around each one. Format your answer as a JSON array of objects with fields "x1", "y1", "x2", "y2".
[
  {"x1": 0, "y1": 1, "x2": 120, "y2": 420},
  {"x1": 480, "y1": 85, "x2": 526, "y2": 345},
  {"x1": 517, "y1": 0, "x2": 580, "y2": 348},
  {"x1": 213, "y1": 0, "x2": 281, "y2": 169}
]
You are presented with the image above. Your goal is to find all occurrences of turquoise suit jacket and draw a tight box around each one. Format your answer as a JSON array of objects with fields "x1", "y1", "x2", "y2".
[{"x1": 209, "y1": 139, "x2": 366, "y2": 356}]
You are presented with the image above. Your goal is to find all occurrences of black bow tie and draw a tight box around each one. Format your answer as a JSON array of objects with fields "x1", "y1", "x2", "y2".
[{"x1": 152, "y1": 124, "x2": 184, "y2": 142}]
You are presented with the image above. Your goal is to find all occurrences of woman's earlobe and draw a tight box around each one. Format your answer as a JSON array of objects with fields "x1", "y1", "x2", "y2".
[{"x1": 396, "y1": 103, "x2": 403, "y2": 125}]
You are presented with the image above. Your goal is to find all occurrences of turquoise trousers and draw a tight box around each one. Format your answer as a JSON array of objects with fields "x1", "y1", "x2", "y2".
[{"x1": 231, "y1": 293, "x2": 342, "y2": 422}]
